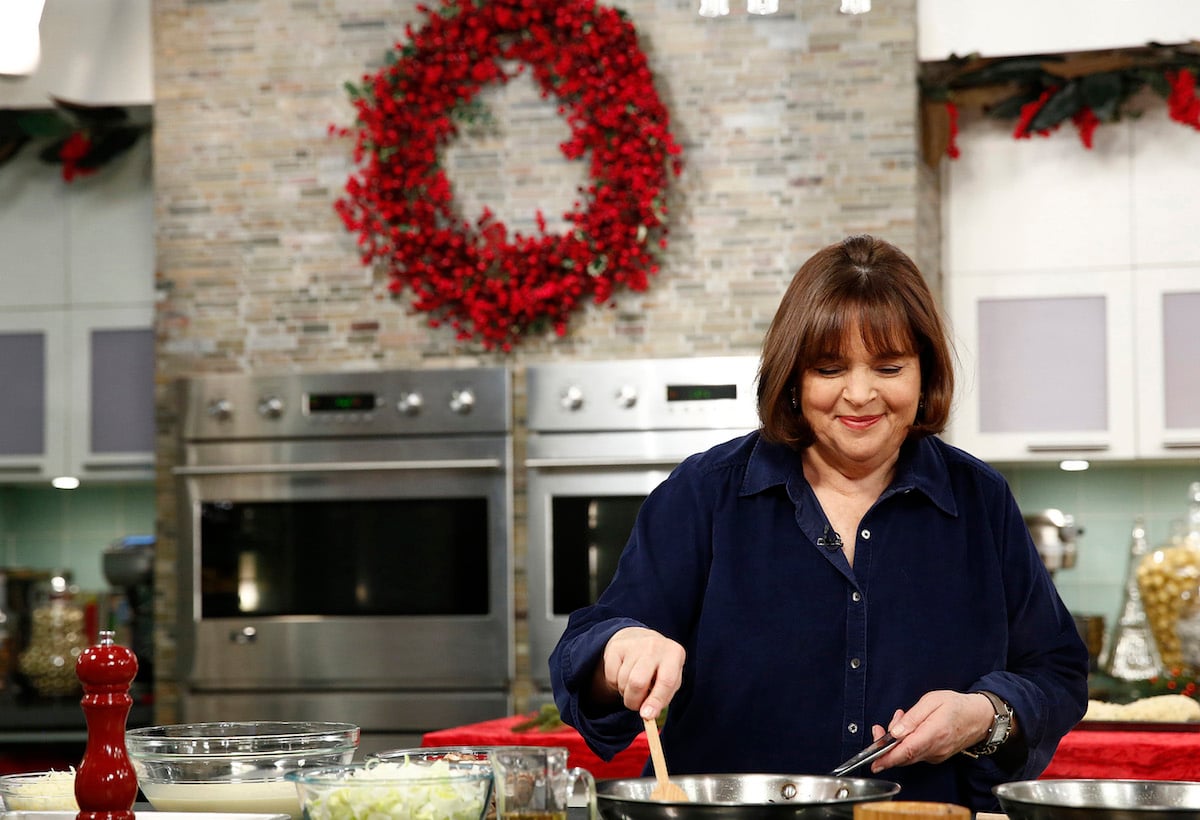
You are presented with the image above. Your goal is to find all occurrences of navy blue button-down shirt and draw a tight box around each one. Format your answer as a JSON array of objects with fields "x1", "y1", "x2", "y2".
[{"x1": 549, "y1": 432, "x2": 1089, "y2": 811}]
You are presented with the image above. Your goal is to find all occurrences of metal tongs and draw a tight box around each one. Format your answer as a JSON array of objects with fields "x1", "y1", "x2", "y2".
[{"x1": 829, "y1": 731, "x2": 899, "y2": 777}]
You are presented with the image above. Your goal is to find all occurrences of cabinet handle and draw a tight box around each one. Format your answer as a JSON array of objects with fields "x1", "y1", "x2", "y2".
[
  {"x1": 1024, "y1": 443, "x2": 1110, "y2": 453},
  {"x1": 1162, "y1": 440, "x2": 1200, "y2": 449}
]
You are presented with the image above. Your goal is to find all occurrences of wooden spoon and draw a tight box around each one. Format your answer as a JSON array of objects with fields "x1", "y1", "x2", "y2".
[{"x1": 643, "y1": 716, "x2": 689, "y2": 802}]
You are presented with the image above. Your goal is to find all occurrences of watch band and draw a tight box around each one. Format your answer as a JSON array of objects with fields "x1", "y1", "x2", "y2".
[{"x1": 964, "y1": 690, "x2": 1013, "y2": 758}]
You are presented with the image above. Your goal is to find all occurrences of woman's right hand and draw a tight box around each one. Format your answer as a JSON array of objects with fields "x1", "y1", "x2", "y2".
[{"x1": 593, "y1": 626, "x2": 686, "y2": 720}]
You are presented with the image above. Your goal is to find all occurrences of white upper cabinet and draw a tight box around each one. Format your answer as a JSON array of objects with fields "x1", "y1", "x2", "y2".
[
  {"x1": 0, "y1": 157, "x2": 68, "y2": 308},
  {"x1": 942, "y1": 112, "x2": 1200, "y2": 463},
  {"x1": 946, "y1": 270, "x2": 1136, "y2": 462},
  {"x1": 919, "y1": 0, "x2": 1200, "y2": 61},
  {"x1": 0, "y1": 139, "x2": 155, "y2": 484},
  {"x1": 67, "y1": 141, "x2": 156, "y2": 306}
]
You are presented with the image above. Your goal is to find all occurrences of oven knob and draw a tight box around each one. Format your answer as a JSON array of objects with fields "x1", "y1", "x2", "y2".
[
  {"x1": 397, "y1": 391, "x2": 423, "y2": 416},
  {"x1": 257, "y1": 396, "x2": 285, "y2": 419},
  {"x1": 616, "y1": 384, "x2": 638, "y2": 409},
  {"x1": 206, "y1": 398, "x2": 233, "y2": 421},
  {"x1": 449, "y1": 388, "x2": 476, "y2": 414},
  {"x1": 560, "y1": 385, "x2": 584, "y2": 411}
]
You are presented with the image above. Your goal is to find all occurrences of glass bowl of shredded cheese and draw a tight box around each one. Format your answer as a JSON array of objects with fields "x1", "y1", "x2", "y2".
[{"x1": 0, "y1": 769, "x2": 79, "y2": 811}]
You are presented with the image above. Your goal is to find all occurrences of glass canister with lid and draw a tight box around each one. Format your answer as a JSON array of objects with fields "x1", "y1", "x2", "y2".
[
  {"x1": 1137, "y1": 482, "x2": 1200, "y2": 673},
  {"x1": 16, "y1": 574, "x2": 89, "y2": 697}
]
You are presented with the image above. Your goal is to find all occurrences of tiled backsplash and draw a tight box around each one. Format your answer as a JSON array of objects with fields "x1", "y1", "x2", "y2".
[
  {"x1": 0, "y1": 484, "x2": 156, "y2": 594},
  {"x1": 999, "y1": 463, "x2": 1200, "y2": 631}
]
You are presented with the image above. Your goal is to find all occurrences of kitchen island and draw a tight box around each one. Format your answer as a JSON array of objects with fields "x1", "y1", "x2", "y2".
[{"x1": 426, "y1": 715, "x2": 1200, "y2": 781}]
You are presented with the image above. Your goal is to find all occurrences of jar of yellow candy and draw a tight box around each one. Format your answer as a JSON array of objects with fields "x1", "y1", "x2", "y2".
[{"x1": 1137, "y1": 482, "x2": 1200, "y2": 672}]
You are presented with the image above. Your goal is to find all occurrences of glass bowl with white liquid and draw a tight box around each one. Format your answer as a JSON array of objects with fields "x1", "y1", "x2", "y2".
[{"x1": 125, "y1": 720, "x2": 360, "y2": 819}]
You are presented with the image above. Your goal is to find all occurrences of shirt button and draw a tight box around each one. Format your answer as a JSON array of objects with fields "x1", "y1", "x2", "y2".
[
  {"x1": 848, "y1": 723, "x2": 859, "y2": 734},
  {"x1": 851, "y1": 591, "x2": 862, "y2": 602},
  {"x1": 850, "y1": 658, "x2": 861, "y2": 669},
  {"x1": 861, "y1": 529, "x2": 871, "y2": 540}
]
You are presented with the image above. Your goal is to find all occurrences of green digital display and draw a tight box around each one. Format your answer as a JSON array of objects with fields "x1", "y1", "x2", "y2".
[
  {"x1": 307, "y1": 392, "x2": 377, "y2": 412},
  {"x1": 666, "y1": 384, "x2": 737, "y2": 402}
]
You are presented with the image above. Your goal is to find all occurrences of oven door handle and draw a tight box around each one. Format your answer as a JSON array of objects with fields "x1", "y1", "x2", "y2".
[
  {"x1": 524, "y1": 456, "x2": 683, "y2": 469},
  {"x1": 174, "y1": 458, "x2": 503, "y2": 476}
]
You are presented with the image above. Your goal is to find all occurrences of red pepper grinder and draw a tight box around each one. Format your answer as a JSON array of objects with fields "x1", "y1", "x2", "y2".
[{"x1": 75, "y1": 629, "x2": 139, "y2": 820}]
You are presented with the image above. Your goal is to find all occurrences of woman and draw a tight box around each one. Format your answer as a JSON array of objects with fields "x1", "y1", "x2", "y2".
[{"x1": 548, "y1": 235, "x2": 1089, "y2": 810}]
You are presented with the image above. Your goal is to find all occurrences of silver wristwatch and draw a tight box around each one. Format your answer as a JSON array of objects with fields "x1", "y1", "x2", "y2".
[{"x1": 964, "y1": 690, "x2": 1013, "y2": 757}]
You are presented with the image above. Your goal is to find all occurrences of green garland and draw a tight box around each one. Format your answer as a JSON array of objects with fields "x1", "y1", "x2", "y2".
[
  {"x1": 0, "y1": 101, "x2": 150, "y2": 181},
  {"x1": 919, "y1": 41, "x2": 1200, "y2": 165}
]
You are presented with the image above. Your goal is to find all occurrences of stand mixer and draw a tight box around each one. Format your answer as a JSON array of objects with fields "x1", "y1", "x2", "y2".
[{"x1": 101, "y1": 535, "x2": 155, "y2": 701}]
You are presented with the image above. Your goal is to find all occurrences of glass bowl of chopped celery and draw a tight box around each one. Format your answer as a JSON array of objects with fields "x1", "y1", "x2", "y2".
[
  {"x1": 288, "y1": 760, "x2": 493, "y2": 820},
  {"x1": 0, "y1": 770, "x2": 79, "y2": 811}
]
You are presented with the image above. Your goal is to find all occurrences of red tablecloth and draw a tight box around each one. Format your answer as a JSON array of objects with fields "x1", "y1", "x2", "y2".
[
  {"x1": 424, "y1": 718, "x2": 1200, "y2": 782},
  {"x1": 422, "y1": 714, "x2": 649, "y2": 779},
  {"x1": 1041, "y1": 727, "x2": 1200, "y2": 781}
]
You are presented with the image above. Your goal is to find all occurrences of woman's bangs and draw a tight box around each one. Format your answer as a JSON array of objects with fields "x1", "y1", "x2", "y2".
[{"x1": 857, "y1": 300, "x2": 917, "y2": 357}]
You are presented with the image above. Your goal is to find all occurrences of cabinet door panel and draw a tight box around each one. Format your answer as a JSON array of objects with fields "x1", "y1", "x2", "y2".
[
  {"x1": 1136, "y1": 268, "x2": 1200, "y2": 457},
  {"x1": 977, "y1": 296, "x2": 1107, "y2": 433},
  {"x1": 0, "y1": 332, "x2": 46, "y2": 455},
  {"x1": 0, "y1": 311, "x2": 67, "y2": 480},
  {"x1": 943, "y1": 118, "x2": 1133, "y2": 276},
  {"x1": 946, "y1": 270, "x2": 1135, "y2": 462},
  {"x1": 68, "y1": 306, "x2": 155, "y2": 479},
  {"x1": 0, "y1": 156, "x2": 68, "y2": 308},
  {"x1": 91, "y1": 327, "x2": 155, "y2": 453},
  {"x1": 1132, "y1": 118, "x2": 1200, "y2": 267},
  {"x1": 1163, "y1": 291, "x2": 1200, "y2": 431},
  {"x1": 66, "y1": 140, "x2": 154, "y2": 306}
]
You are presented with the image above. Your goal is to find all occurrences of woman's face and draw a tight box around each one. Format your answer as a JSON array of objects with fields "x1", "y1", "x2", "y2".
[{"x1": 799, "y1": 325, "x2": 921, "y2": 476}]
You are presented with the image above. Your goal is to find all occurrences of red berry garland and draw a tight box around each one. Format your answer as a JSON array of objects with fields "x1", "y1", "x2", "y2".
[{"x1": 335, "y1": 0, "x2": 682, "y2": 351}]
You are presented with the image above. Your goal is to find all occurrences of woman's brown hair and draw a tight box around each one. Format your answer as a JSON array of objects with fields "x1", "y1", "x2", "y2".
[{"x1": 757, "y1": 234, "x2": 954, "y2": 449}]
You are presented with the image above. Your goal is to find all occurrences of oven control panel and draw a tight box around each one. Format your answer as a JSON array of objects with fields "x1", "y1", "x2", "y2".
[
  {"x1": 180, "y1": 367, "x2": 511, "y2": 439},
  {"x1": 526, "y1": 356, "x2": 761, "y2": 432}
]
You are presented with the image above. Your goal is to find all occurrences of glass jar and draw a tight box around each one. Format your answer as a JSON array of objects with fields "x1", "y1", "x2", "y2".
[
  {"x1": 1137, "y1": 482, "x2": 1200, "y2": 672},
  {"x1": 17, "y1": 588, "x2": 88, "y2": 698}
]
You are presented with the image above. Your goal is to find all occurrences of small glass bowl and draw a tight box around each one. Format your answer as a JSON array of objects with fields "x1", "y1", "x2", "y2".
[
  {"x1": 0, "y1": 770, "x2": 79, "y2": 811},
  {"x1": 289, "y1": 761, "x2": 492, "y2": 820}
]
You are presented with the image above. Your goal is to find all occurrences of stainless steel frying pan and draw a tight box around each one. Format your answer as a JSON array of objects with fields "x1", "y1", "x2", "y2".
[{"x1": 597, "y1": 774, "x2": 900, "y2": 820}]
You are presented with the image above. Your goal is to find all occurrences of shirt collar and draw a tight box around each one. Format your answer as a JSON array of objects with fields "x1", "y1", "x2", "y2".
[{"x1": 741, "y1": 434, "x2": 959, "y2": 518}]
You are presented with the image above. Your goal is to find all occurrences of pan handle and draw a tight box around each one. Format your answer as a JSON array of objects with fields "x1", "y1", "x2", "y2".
[{"x1": 829, "y1": 731, "x2": 899, "y2": 777}]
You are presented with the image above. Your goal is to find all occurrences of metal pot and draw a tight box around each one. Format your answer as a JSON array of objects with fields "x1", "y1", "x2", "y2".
[
  {"x1": 995, "y1": 779, "x2": 1200, "y2": 820},
  {"x1": 597, "y1": 774, "x2": 900, "y2": 820}
]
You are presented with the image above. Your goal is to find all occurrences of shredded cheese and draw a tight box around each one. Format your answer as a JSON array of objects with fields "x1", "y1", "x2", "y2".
[{"x1": 0, "y1": 768, "x2": 79, "y2": 810}]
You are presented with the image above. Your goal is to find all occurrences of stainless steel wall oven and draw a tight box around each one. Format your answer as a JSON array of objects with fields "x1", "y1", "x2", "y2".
[
  {"x1": 523, "y1": 357, "x2": 760, "y2": 701},
  {"x1": 175, "y1": 368, "x2": 513, "y2": 754}
]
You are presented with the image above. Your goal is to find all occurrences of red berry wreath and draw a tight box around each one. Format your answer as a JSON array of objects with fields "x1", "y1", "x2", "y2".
[{"x1": 335, "y1": 0, "x2": 683, "y2": 351}]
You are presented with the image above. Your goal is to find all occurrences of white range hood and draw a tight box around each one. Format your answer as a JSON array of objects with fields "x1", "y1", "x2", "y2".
[
  {"x1": 919, "y1": 0, "x2": 1200, "y2": 61},
  {"x1": 0, "y1": 0, "x2": 153, "y2": 108}
]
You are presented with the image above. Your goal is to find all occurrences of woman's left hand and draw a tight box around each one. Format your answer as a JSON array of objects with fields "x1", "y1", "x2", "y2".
[{"x1": 867, "y1": 690, "x2": 997, "y2": 771}]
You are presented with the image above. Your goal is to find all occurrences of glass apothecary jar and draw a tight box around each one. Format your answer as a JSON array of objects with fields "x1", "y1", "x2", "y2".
[
  {"x1": 16, "y1": 579, "x2": 88, "y2": 698},
  {"x1": 1137, "y1": 482, "x2": 1200, "y2": 672}
]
